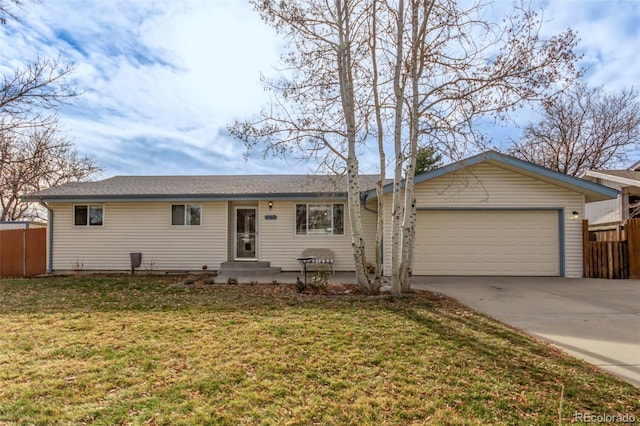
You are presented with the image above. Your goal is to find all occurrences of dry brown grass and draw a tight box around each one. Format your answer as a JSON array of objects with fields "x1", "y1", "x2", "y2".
[{"x1": 0, "y1": 275, "x2": 637, "y2": 425}]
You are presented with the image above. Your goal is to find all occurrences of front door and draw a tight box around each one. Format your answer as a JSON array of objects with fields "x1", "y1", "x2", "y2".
[{"x1": 235, "y1": 207, "x2": 257, "y2": 260}]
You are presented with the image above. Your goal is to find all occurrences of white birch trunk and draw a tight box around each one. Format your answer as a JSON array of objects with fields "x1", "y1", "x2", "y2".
[
  {"x1": 399, "y1": 0, "x2": 422, "y2": 293},
  {"x1": 336, "y1": 0, "x2": 370, "y2": 291},
  {"x1": 390, "y1": 0, "x2": 406, "y2": 296},
  {"x1": 346, "y1": 159, "x2": 370, "y2": 290},
  {"x1": 371, "y1": 0, "x2": 384, "y2": 290}
]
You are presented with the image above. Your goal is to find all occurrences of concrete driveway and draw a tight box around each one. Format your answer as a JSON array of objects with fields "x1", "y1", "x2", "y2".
[{"x1": 412, "y1": 276, "x2": 640, "y2": 387}]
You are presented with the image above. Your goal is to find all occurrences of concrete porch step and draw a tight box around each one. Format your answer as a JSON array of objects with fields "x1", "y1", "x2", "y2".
[
  {"x1": 219, "y1": 261, "x2": 282, "y2": 277},
  {"x1": 221, "y1": 261, "x2": 272, "y2": 269}
]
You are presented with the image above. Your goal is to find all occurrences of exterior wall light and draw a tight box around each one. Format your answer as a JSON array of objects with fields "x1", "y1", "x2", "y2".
[
  {"x1": 572, "y1": 211, "x2": 580, "y2": 219},
  {"x1": 268, "y1": 201, "x2": 273, "y2": 210}
]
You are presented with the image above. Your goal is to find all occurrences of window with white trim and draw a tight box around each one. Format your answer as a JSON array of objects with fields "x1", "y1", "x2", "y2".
[
  {"x1": 171, "y1": 204, "x2": 201, "y2": 226},
  {"x1": 74, "y1": 205, "x2": 103, "y2": 226},
  {"x1": 296, "y1": 203, "x2": 344, "y2": 235}
]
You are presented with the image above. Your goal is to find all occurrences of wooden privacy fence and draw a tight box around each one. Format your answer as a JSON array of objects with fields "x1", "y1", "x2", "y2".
[
  {"x1": 0, "y1": 228, "x2": 46, "y2": 277},
  {"x1": 583, "y1": 219, "x2": 640, "y2": 279}
]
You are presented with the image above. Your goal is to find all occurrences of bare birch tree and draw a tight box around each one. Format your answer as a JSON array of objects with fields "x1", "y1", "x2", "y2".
[
  {"x1": 508, "y1": 83, "x2": 640, "y2": 176},
  {"x1": 229, "y1": 0, "x2": 376, "y2": 291},
  {"x1": 368, "y1": 0, "x2": 387, "y2": 288},
  {"x1": 232, "y1": 0, "x2": 580, "y2": 294},
  {"x1": 378, "y1": 0, "x2": 580, "y2": 293}
]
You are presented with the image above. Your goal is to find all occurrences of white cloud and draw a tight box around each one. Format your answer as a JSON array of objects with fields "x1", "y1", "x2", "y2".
[
  {"x1": 2, "y1": 0, "x2": 288, "y2": 176},
  {"x1": 1, "y1": 0, "x2": 639, "y2": 175}
]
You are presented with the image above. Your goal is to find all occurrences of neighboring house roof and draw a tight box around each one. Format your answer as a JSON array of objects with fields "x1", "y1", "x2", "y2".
[
  {"x1": 581, "y1": 170, "x2": 640, "y2": 188},
  {"x1": 365, "y1": 150, "x2": 619, "y2": 203},
  {"x1": 23, "y1": 174, "x2": 383, "y2": 202},
  {"x1": 629, "y1": 159, "x2": 640, "y2": 171}
]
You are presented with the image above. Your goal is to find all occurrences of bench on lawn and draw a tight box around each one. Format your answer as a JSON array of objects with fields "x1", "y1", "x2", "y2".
[{"x1": 298, "y1": 248, "x2": 335, "y2": 274}]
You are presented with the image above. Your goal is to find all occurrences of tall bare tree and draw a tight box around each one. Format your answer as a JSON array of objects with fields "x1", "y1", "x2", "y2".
[
  {"x1": 1, "y1": 55, "x2": 78, "y2": 136},
  {"x1": 229, "y1": 0, "x2": 376, "y2": 291},
  {"x1": 1, "y1": 0, "x2": 100, "y2": 220},
  {"x1": 0, "y1": 0, "x2": 24, "y2": 23},
  {"x1": 1, "y1": 124, "x2": 100, "y2": 221},
  {"x1": 2, "y1": 1, "x2": 77, "y2": 136},
  {"x1": 508, "y1": 83, "x2": 640, "y2": 176}
]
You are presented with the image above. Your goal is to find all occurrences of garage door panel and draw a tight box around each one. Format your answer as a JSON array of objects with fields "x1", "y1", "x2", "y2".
[{"x1": 414, "y1": 210, "x2": 559, "y2": 276}]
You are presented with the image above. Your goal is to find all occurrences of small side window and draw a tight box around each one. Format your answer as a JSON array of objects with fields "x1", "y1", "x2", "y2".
[
  {"x1": 171, "y1": 205, "x2": 185, "y2": 226},
  {"x1": 296, "y1": 204, "x2": 307, "y2": 235},
  {"x1": 74, "y1": 205, "x2": 103, "y2": 226},
  {"x1": 171, "y1": 204, "x2": 202, "y2": 226},
  {"x1": 74, "y1": 205, "x2": 88, "y2": 226},
  {"x1": 89, "y1": 206, "x2": 103, "y2": 226}
]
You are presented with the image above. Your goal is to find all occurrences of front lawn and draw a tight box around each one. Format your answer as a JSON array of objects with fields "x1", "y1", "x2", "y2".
[{"x1": 0, "y1": 276, "x2": 637, "y2": 425}]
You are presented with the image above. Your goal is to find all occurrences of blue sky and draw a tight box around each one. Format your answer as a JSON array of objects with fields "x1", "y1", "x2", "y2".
[{"x1": 1, "y1": 0, "x2": 639, "y2": 177}]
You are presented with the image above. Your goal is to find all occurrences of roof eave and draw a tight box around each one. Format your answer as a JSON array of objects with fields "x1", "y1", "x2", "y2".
[
  {"x1": 21, "y1": 192, "x2": 349, "y2": 203},
  {"x1": 582, "y1": 170, "x2": 640, "y2": 188}
]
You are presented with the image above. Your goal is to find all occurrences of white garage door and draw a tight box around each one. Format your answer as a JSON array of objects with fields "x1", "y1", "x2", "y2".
[{"x1": 414, "y1": 210, "x2": 560, "y2": 276}]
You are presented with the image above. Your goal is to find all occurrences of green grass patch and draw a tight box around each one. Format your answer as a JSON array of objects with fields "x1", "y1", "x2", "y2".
[{"x1": 0, "y1": 275, "x2": 637, "y2": 425}]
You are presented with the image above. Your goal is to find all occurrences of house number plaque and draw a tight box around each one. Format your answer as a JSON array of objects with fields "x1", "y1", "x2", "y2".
[{"x1": 264, "y1": 215, "x2": 277, "y2": 220}]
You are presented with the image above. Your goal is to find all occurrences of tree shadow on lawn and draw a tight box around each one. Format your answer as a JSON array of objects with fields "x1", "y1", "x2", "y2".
[
  {"x1": 385, "y1": 301, "x2": 640, "y2": 419},
  {"x1": 1, "y1": 276, "x2": 637, "y2": 397}
]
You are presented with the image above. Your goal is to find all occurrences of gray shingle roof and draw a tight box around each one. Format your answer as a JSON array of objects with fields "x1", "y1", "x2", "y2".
[{"x1": 24, "y1": 174, "x2": 384, "y2": 201}]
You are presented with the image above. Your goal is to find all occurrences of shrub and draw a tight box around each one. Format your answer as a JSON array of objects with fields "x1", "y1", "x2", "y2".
[{"x1": 307, "y1": 271, "x2": 329, "y2": 294}]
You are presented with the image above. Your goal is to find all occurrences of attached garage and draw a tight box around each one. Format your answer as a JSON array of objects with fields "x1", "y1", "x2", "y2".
[
  {"x1": 413, "y1": 209, "x2": 560, "y2": 276},
  {"x1": 375, "y1": 151, "x2": 619, "y2": 278}
]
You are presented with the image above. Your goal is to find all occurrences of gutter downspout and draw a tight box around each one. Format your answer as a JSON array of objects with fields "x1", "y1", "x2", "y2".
[
  {"x1": 361, "y1": 192, "x2": 377, "y2": 214},
  {"x1": 39, "y1": 201, "x2": 54, "y2": 274}
]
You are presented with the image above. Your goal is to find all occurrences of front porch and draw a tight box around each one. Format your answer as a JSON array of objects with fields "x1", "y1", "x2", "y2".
[{"x1": 219, "y1": 260, "x2": 281, "y2": 277}]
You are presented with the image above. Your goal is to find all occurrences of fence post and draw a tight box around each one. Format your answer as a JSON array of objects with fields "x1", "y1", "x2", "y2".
[
  {"x1": 582, "y1": 220, "x2": 589, "y2": 278},
  {"x1": 628, "y1": 219, "x2": 640, "y2": 280},
  {"x1": 23, "y1": 230, "x2": 27, "y2": 277}
]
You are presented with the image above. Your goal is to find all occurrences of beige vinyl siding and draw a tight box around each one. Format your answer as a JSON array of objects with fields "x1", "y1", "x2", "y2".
[
  {"x1": 585, "y1": 198, "x2": 621, "y2": 225},
  {"x1": 51, "y1": 201, "x2": 227, "y2": 272},
  {"x1": 257, "y1": 200, "x2": 376, "y2": 271},
  {"x1": 584, "y1": 179, "x2": 623, "y2": 225},
  {"x1": 383, "y1": 163, "x2": 584, "y2": 277},
  {"x1": 360, "y1": 201, "x2": 378, "y2": 265}
]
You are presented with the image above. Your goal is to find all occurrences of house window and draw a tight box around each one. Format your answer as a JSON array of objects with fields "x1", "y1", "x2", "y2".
[
  {"x1": 629, "y1": 195, "x2": 640, "y2": 219},
  {"x1": 74, "y1": 205, "x2": 103, "y2": 226},
  {"x1": 171, "y1": 204, "x2": 201, "y2": 226},
  {"x1": 296, "y1": 203, "x2": 344, "y2": 235}
]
